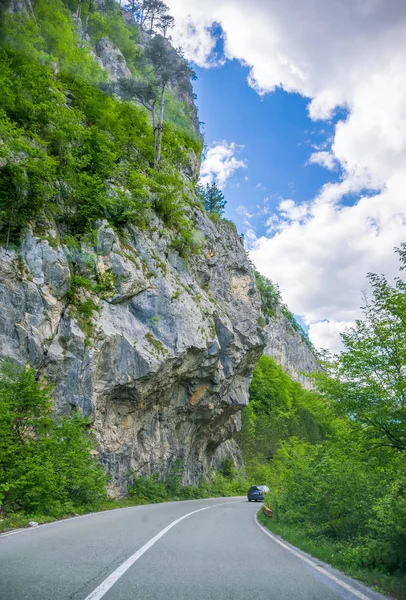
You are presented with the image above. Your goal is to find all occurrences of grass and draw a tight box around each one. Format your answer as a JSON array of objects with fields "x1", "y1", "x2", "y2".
[
  {"x1": 258, "y1": 511, "x2": 406, "y2": 599},
  {"x1": 144, "y1": 332, "x2": 168, "y2": 356}
]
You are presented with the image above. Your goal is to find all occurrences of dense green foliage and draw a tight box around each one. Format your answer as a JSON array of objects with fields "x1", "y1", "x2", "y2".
[
  {"x1": 128, "y1": 459, "x2": 248, "y2": 503},
  {"x1": 0, "y1": 361, "x2": 107, "y2": 516},
  {"x1": 0, "y1": 0, "x2": 201, "y2": 247},
  {"x1": 267, "y1": 434, "x2": 405, "y2": 576},
  {"x1": 254, "y1": 271, "x2": 282, "y2": 318},
  {"x1": 243, "y1": 250, "x2": 406, "y2": 592},
  {"x1": 238, "y1": 356, "x2": 332, "y2": 479}
]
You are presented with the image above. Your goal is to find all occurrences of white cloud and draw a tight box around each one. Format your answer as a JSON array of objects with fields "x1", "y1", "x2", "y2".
[
  {"x1": 251, "y1": 179, "x2": 405, "y2": 325},
  {"x1": 168, "y1": 14, "x2": 220, "y2": 67},
  {"x1": 244, "y1": 228, "x2": 258, "y2": 249},
  {"x1": 308, "y1": 320, "x2": 354, "y2": 355},
  {"x1": 237, "y1": 205, "x2": 254, "y2": 219},
  {"x1": 309, "y1": 151, "x2": 337, "y2": 171},
  {"x1": 199, "y1": 141, "x2": 247, "y2": 189},
  {"x1": 276, "y1": 198, "x2": 310, "y2": 225},
  {"x1": 166, "y1": 0, "x2": 406, "y2": 351}
]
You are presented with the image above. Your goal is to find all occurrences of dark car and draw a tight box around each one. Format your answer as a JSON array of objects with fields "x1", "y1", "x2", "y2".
[{"x1": 247, "y1": 485, "x2": 269, "y2": 502}]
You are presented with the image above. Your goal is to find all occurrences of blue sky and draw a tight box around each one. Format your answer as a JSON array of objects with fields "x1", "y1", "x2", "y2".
[{"x1": 193, "y1": 58, "x2": 342, "y2": 237}]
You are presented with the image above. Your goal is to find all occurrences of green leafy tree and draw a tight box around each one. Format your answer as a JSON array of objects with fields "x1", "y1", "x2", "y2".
[
  {"x1": 315, "y1": 244, "x2": 406, "y2": 452},
  {"x1": 252, "y1": 248, "x2": 406, "y2": 582},
  {"x1": 157, "y1": 13, "x2": 174, "y2": 38},
  {"x1": 0, "y1": 361, "x2": 107, "y2": 515},
  {"x1": 197, "y1": 182, "x2": 227, "y2": 216},
  {"x1": 238, "y1": 356, "x2": 330, "y2": 470},
  {"x1": 266, "y1": 432, "x2": 406, "y2": 575},
  {"x1": 117, "y1": 77, "x2": 159, "y2": 160}
]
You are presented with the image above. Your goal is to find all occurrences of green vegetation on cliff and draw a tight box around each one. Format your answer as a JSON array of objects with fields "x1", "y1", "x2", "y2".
[
  {"x1": 0, "y1": 0, "x2": 201, "y2": 249},
  {"x1": 238, "y1": 356, "x2": 331, "y2": 470},
  {"x1": 254, "y1": 271, "x2": 314, "y2": 349}
]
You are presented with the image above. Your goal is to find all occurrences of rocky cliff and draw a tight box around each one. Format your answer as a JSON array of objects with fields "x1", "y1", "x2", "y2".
[
  {"x1": 0, "y1": 213, "x2": 264, "y2": 493},
  {"x1": 264, "y1": 309, "x2": 319, "y2": 389},
  {"x1": 0, "y1": 0, "x2": 264, "y2": 493},
  {"x1": 0, "y1": 0, "x2": 319, "y2": 493}
]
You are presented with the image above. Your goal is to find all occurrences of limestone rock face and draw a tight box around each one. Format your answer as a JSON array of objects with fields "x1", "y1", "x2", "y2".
[
  {"x1": 0, "y1": 211, "x2": 264, "y2": 494},
  {"x1": 6, "y1": 0, "x2": 34, "y2": 15},
  {"x1": 264, "y1": 309, "x2": 319, "y2": 389},
  {"x1": 96, "y1": 37, "x2": 132, "y2": 82}
]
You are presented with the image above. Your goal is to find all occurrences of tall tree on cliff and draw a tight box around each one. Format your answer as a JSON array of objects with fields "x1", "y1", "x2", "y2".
[
  {"x1": 118, "y1": 78, "x2": 159, "y2": 154},
  {"x1": 74, "y1": 0, "x2": 96, "y2": 36},
  {"x1": 157, "y1": 13, "x2": 174, "y2": 38},
  {"x1": 118, "y1": 36, "x2": 195, "y2": 166},
  {"x1": 197, "y1": 182, "x2": 227, "y2": 216},
  {"x1": 124, "y1": 0, "x2": 169, "y2": 31},
  {"x1": 145, "y1": 37, "x2": 195, "y2": 164},
  {"x1": 145, "y1": 0, "x2": 169, "y2": 32},
  {"x1": 123, "y1": 0, "x2": 139, "y2": 21}
]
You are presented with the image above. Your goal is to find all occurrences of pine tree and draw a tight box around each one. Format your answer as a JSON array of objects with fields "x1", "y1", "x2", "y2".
[{"x1": 197, "y1": 182, "x2": 227, "y2": 216}]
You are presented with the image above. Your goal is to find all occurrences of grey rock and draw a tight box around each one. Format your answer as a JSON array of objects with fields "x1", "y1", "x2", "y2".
[
  {"x1": 264, "y1": 308, "x2": 319, "y2": 389},
  {"x1": 212, "y1": 439, "x2": 244, "y2": 471},
  {"x1": 21, "y1": 230, "x2": 71, "y2": 299},
  {"x1": 70, "y1": 15, "x2": 91, "y2": 44},
  {"x1": 6, "y1": 0, "x2": 34, "y2": 15},
  {"x1": 96, "y1": 37, "x2": 132, "y2": 82},
  {"x1": 28, "y1": 521, "x2": 38, "y2": 527}
]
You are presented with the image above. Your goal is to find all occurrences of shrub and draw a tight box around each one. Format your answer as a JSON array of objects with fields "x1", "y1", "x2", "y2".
[
  {"x1": 0, "y1": 360, "x2": 107, "y2": 515},
  {"x1": 128, "y1": 475, "x2": 168, "y2": 504}
]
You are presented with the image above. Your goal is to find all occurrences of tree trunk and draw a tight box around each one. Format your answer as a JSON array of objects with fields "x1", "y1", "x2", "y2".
[
  {"x1": 155, "y1": 84, "x2": 166, "y2": 166},
  {"x1": 83, "y1": 0, "x2": 94, "y2": 36},
  {"x1": 6, "y1": 222, "x2": 11, "y2": 251},
  {"x1": 76, "y1": 0, "x2": 82, "y2": 18},
  {"x1": 151, "y1": 105, "x2": 157, "y2": 156}
]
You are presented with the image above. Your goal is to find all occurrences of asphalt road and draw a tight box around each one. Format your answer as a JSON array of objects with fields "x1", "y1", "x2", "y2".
[{"x1": 0, "y1": 497, "x2": 390, "y2": 600}]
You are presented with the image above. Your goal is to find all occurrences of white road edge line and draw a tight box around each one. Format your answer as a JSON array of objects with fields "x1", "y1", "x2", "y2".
[
  {"x1": 254, "y1": 512, "x2": 372, "y2": 600},
  {"x1": 84, "y1": 500, "x2": 241, "y2": 600},
  {"x1": 0, "y1": 507, "x2": 136, "y2": 540},
  {"x1": 0, "y1": 497, "x2": 244, "y2": 540}
]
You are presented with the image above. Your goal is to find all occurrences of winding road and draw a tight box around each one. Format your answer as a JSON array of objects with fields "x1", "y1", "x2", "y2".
[{"x1": 0, "y1": 497, "x2": 389, "y2": 600}]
